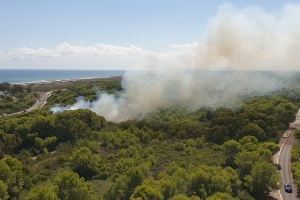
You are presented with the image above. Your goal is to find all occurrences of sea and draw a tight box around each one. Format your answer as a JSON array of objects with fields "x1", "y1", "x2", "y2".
[{"x1": 0, "y1": 69, "x2": 125, "y2": 84}]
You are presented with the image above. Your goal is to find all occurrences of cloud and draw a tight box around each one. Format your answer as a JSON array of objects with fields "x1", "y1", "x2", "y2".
[
  {"x1": 0, "y1": 43, "x2": 159, "y2": 70},
  {"x1": 4, "y1": 44, "x2": 139, "y2": 69},
  {"x1": 2, "y1": 3, "x2": 300, "y2": 71}
]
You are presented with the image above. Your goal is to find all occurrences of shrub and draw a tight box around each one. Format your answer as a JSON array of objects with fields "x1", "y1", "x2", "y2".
[
  {"x1": 69, "y1": 147, "x2": 105, "y2": 179},
  {"x1": 174, "y1": 142, "x2": 186, "y2": 151}
]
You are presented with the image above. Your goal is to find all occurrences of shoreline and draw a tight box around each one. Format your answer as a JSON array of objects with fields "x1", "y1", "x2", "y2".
[
  {"x1": 24, "y1": 76, "x2": 123, "y2": 91},
  {"x1": 15, "y1": 76, "x2": 121, "y2": 85},
  {"x1": 0, "y1": 69, "x2": 125, "y2": 85}
]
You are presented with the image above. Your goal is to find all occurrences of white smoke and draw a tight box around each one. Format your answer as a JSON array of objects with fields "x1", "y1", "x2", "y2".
[
  {"x1": 51, "y1": 3, "x2": 300, "y2": 122},
  {"x1": 50, "y1": 96, "x2": 92, "y2": 113},
  {"x1": 51, "y1": 71, "x2": 291, "y2": 122}
]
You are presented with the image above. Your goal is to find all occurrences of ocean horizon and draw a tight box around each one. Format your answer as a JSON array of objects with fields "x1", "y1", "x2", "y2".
[{"x1": 0, "y1": 69, "x2": 125, "y2": 84}]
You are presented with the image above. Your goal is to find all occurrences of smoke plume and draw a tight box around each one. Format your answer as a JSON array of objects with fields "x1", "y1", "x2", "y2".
[{"x1": 51, "y1": 3, "x2": 300, "y2": 122}]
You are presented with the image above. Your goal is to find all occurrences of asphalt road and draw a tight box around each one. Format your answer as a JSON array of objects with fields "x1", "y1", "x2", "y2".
[
  {"x1": 278, "y1": 131, "x2": 299, "y2": 200},
  {"x1": 0, "y1": 91, "x2": 52, "y2": 118}
]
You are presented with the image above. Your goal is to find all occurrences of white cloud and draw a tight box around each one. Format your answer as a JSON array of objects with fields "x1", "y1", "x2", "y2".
[
  {"x1": 2, "y1": 3, "x2": 300, "y2": 70},
  {"x1": 0, "y1": 43, "x2": 160, "y2": 70}
]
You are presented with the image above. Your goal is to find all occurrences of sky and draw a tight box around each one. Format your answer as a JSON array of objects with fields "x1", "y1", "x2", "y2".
[{"x1": 0, "y1": 0, "x2": 299, "y2": 70}]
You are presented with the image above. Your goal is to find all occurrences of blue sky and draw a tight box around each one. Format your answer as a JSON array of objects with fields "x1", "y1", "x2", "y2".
[
  {"x1": 0, "y1": 0, "x2": 292, "y2": 49},
  {"x1": 0, "y1": 0, "x2": 299, "y2": 69}
]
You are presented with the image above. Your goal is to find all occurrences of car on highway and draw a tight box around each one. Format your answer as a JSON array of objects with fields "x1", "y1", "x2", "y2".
[
  {"x1": 284, "y1": 183, "x2": 293, "y2": 193},
  {"x1": 276, "y1": 164, "x2": 281, "y2": 170},
  {"x1": 282, "y1": 133, "x2": 288, "y2": 138}
]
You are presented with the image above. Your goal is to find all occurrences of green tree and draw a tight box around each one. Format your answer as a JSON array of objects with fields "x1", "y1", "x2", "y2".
[
  {"x1": 69, "y1": 147, "x2": 104, "y2": 179},
  {"x1": 295, "y1": 130, "x2": 300, "y2": 140},
  {"x1": 7, "y1": 170, "x2": 24, "y2": 198},
  {"x1": 208, "y1": 125, "x2": 229, "y2": 144},
  {"x1": 53, "y1": 170, "x2": 94, "y2": 200},
  {"x1": 261, "y1": 141, "x2": 279, "y2": 154},
  {"x1": 222, "y1": 140, "x2": 241, "y2": 166},
  {"x1": 34, "y1": 136, "x2": 57, "y2": 153},
  {"x1": 292, "y1": 163, "x2": 300, "y2": 190},
  {"x1": 274, "y1": 102, "x2": 297, "y2": 129},
  {"x1": 0, "y1": 180, "x2": 8, "y2": 200},
  {"x1": 247, "y1": 161, "x2": 279, "y2": 198},
  {"x1": 130, "y1": 180, "x2": 163, "y2": 200},
  {"x1": 25, "y1": 184, "x2": 58, "y2": 200},
  {"x1": 169, "y1": 194, "x2": 196, "y2": 200},
  {"x1": 0, "y1": 82, "x2": 10, "y2": 92},
  {"x1": 238, "y1": 123, "x2": 265, "y2": 140},
  {"x1": 10, "y1": 84, "x2": 24, "y2": 95},
  {"x1": 206, "y1": 192, "x2": 235, "y2": 200},
  {"x1": 100, "y1": 130, "x2": 140, "y2": 149},
  {"x1": 235, "y1": 151, "x2": 260, "y2": 176},
  {"x1": 2, "y1": 156, "x2": 23, "y2": 171},
  {"x1": 190, "y1": 166, "x2": 233, "y2": 199},
  {"x1": 0, "y1": 157, "x2": 24, "y2": 199},
  {"x1": 105, "y1": 165, "x2": 150, "y2": 200},
  {"x1": 239, "y1": 136, "x2": 259, "y2": 151},
  {"x1": 55, "y1": 109, "x2": 106, "y2": 140},
  {"x1": 159, "y1": 176, "x2": 177, "y2": 199},
  {"x1": 0, "y1": 160, "x2": 12, "y2": 181}
]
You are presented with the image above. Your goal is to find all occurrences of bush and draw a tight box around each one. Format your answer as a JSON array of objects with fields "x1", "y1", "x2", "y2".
[
  {"x1": 69, "y1": 147, "x2": 105, "y2": 179},
  {"x1": 0, "y1": 157, "x2": 24, "y2": 199},
  {"x1": 174, "y1": 142, "x2": 186, "y2": 151},
  {"x1": 0, "y1": 180, "x2": 8, "y2": 200},
  {"x1": 54, "y1": 170, "x2": 95, "y2": 200},
  {"x1": 25, "y1": 184, "x2": 58, "y2": 200},
  {"x1": 295, "y1": 130, "x2": 300, "y2": 140},
  {"x1": 35, "y1": 136, "x2": 57, "y2": 153},
  {"x1": 130, "y1": 180, "x2": 163, "y2": 200},
  {"x1": 206, "y1": 192, "x2": 235, "y2": 200},
  {"x1": 100, "y1": 130, "x2": 140, "y2": 149}
]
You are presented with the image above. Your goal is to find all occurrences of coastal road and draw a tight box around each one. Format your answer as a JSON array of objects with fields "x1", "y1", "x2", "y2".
[
  {"x1": 0, "y1": 91, "x2": 52, "y2": 118},
  {"x1": 277, "y1": 130, "x2": 299, "y2": 200}
]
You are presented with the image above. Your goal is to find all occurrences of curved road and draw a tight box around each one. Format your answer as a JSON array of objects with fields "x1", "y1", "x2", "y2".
[{"x1": 0, "y1": 91, "x2": 52, "y2": 118}]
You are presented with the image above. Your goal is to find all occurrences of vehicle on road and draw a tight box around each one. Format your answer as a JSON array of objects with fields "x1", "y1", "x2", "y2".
[
  {"x1": 282, "y1": 133, "x2": 288, "y2": 138},
  {"x1": 284, "y1": 183, "x2": 293, "y2": 193},
  {"x1": 276, "y1": 164, "x2": 281, "y2": 170}
]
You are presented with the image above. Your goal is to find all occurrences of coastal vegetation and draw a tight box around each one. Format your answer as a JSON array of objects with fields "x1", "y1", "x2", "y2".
[
  {"x1": 0, "y1": 82, "x2": 38, "y2": 115},
  {"x1": 0, "y1": 78, "x2": 122, "y2": 115},
  {"x1": 0, "y1": 79, "x2": 299, "y2": 199}
]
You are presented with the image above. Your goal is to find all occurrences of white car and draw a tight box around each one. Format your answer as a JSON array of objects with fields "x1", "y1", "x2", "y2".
[{"x1": 282, "y1": 133, "x2": 288, "y2": 138}]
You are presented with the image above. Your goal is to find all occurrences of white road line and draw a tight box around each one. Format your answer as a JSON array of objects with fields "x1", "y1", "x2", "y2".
[{"x1": 279, "y1": 189, "x2": 283, "y2": 200}]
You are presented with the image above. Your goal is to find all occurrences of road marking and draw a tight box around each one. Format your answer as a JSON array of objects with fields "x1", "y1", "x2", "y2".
[{"x1": 279, "y1": 189, "x2": 283, "y2": 200}]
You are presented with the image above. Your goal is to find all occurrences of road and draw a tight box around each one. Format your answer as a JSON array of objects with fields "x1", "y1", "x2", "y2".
[
  {"x1": 0, "y1": 91, "x2": 52, "y2": 118},
  {"x1": 276, "y1": 130, "x2": 299, "y2": 200},
  {"x1": 272, "y1": 108, "x2": 300, "y2": 200}
]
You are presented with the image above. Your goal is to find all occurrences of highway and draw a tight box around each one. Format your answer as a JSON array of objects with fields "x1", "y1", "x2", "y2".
[
  {"x1": 273, "y1": 109, "x2": 300, "y2": 200},
  {"x1": 277, "y1": 131, "x2": 299, "y2": 200},
  {"x1": 0, "y1": 91, "x2": 52, "y2": 118}
]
